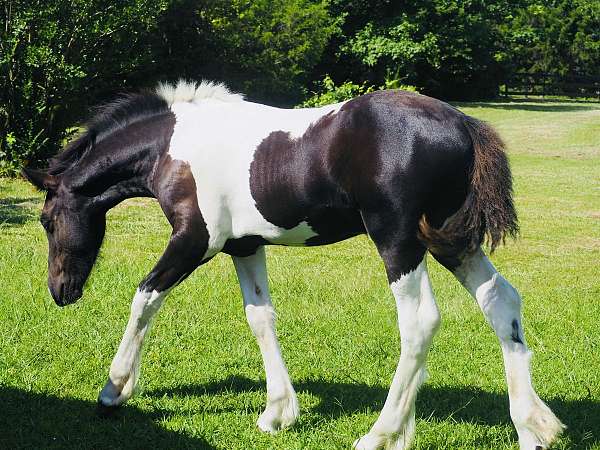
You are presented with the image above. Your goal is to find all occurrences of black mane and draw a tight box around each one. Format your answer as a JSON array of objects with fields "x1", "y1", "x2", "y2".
[{"x1": 48, "y1": 92, "x2": 169, "y2": 175}]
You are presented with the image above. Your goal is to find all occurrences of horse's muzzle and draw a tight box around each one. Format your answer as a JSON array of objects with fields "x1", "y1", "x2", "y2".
[{"x1": 49, "y1": 280, "x2": 82, "y2": 306}]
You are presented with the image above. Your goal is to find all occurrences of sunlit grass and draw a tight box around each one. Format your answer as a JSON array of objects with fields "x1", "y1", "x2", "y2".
[{"x1": 1, "y1": 100, "x2": 599, "y2": 449}]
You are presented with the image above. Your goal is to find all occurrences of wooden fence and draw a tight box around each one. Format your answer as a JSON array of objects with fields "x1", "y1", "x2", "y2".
[{"x1": 503, "y1": 72, "x2": 600, "y2": 100}]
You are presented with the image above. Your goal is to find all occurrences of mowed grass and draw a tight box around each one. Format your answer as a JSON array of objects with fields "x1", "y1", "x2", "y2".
[{"x1": 1, "y1": 100, "x2": 599, "y2": 449}]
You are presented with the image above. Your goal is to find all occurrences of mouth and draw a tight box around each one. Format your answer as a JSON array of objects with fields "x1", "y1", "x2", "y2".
[{"x1": 49, "y1": 283, "x2": 83, "y2": 307}]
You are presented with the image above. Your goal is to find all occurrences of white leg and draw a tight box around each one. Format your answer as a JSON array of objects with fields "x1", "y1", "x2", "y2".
[
  {"x1": 454, "y1": 248, "x2": 565, "y2": 449},
  {"x1": 232, "y1": 247, "x2": 299, "y2": 432},
  {"x1": 354, "y1": 258, "x2": 441, "y2": 450},
  {"x1": 98, "y1": 289, "x2": 167, "y2": 407}
]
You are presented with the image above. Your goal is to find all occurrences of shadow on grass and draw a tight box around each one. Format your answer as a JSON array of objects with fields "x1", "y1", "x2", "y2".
[
  {"x1": 453, "y1": 101, "x2": 600, "y2": 112},
  {"x1": 149, "y1": 375, "x2": 600, "y2": 448},
  {"x1": 0, "y1": 386, "x2": 215, "y2": 450},
  {"x1": 0, "y1": 196, "x2": 40, "y2": 227}
]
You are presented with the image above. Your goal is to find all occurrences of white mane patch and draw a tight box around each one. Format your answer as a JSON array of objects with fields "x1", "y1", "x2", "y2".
[{"x1": 156, "y1": 79, "x2": 244, "y2": 105}]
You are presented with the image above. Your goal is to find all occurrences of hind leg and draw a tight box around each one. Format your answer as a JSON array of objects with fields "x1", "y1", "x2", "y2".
[
  {"x1": 451, "y1": 248, "x2": 564, "y2": 449},
  {"x1": 354, "y1": 228, "x2": 440, "y2": 449}
]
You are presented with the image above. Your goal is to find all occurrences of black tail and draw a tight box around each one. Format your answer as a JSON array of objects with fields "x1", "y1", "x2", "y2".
[{"x1": 418, "y1": 116, "x2": 519, "y2": 257}]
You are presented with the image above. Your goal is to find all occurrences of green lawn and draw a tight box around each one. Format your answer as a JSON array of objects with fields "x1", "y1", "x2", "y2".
[{"x1": 1, "y1": 100, "x2": 599, "y2": 449}]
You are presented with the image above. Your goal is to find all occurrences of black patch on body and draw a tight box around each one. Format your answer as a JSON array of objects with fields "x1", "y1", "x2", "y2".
[
  {"x1": 249, "y1": 90, "x2": 474, "y2": 281},
  {"x1": 222, "y1": 235, "x2": 269, "y2": 257},
  {"x1": 249, "y1": 113, "x2": 367, "y2": 248},
  {"x1": 511, "y1": 319, "x2": 523, "y2": 344}
]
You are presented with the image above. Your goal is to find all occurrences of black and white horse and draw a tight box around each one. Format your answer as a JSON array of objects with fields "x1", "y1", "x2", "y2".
[{"x1": 23, "y1": 80, "x2": 564, "y2": 449}]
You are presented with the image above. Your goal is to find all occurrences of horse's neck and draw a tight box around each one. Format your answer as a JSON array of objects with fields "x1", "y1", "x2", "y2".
[
  {"x1": 93, "y1": 175, "x2": 156, "y2": 210},
  {"x1": 70, "y1": 122, "x2": 173, "y2": 211}
]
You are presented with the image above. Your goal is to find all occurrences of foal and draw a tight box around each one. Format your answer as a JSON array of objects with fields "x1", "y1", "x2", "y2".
[{"x1": 23, "y1": 80, "x2": 564, "y2": 449}]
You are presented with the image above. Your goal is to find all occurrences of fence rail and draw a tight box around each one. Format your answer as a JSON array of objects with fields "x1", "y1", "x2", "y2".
[{"x1": 503, "y1": 72, "x2": 600, "y2": 100}]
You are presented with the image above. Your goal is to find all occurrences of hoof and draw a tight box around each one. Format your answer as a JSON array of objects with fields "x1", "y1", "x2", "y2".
[
  {"x1": 514, "y1": 397, "x2": 565, "y2": 449},
  {"x1": 256, "y1": 393, "x2": 299, "y2": 433},
  {"x1": 96, "y1": 398, "x2": 121, "y2": 418},
  {"x1": 352, "y1": 434, "x2": 385, "y2": 450}
]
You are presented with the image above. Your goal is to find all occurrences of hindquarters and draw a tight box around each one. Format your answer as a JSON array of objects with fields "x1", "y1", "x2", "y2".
[
  {"x1": 246, "y1": 89, "x2": 517, "y2": 271},
  {"x1": 329, "y1": 90, "x2": 517, "y2": 277},
  {"x1": 417, "y1": 116, "x2": 519, "y2": 268}
]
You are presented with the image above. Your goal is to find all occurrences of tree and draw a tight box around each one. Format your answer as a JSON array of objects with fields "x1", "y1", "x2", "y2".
[
  {"x1": 312, "y1": 0, "x2": 529, "y2": 100},
  {"x1": 499, "y1": 0, "x2": 600, "y2": 77},
  {"x1": 0, "y1": 0, "x2": 169, "y2": 173},
  {"x1": 0, "y1": 0, "x2": 335, "y2": 174},
  {"x1": 198, "y1": 0, "x2": 337, "y2": 104}
]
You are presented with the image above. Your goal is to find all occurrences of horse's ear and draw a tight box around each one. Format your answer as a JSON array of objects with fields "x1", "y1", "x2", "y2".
[{"x1": 21, "y1": 167, "x2": 59, "y2": 191}]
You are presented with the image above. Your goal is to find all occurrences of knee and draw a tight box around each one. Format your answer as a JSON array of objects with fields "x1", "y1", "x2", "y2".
[
  {"x1": 400, "y1": 313, "x2": 441, "y2": 358},
  {"x1": 131, "y1": 289, "x2": 164, "y2": 321},
  {"x1": 414, "y1": 285, "x2": 441, "y2": 342},
  {"x1": 245, "y1": 304, "x2": 275, "y2": 338},
  {"x1": 423, "y1": 308, "x2": 441, "y2": 338},
  {"x1": 480, "y1": 274, "x2": 521, "y2": 310}
]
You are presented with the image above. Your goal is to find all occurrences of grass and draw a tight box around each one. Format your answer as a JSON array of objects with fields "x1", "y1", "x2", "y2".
[{"x1": 1, "y1": 100, "x2": 599, "y2": 449}]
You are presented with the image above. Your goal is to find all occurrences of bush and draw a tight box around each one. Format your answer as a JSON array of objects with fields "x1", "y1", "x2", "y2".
[
  {"x1": 301, "y1": 75, "x2": 418, "y2": 107},
  {"x1": 0, "y1": 0, "x2": 335, "y2": 175},
  {"x1": 0, "y1": 0, "x2": 169, "y2": 174}
]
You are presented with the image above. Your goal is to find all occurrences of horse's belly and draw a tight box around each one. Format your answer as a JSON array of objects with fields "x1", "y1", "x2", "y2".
[
  {"x1": 230, "y1": 206, "x2": 365, "y2": 248},
  {"x1": 228, "y1": 206, "x2": 318, "y2": 246}
]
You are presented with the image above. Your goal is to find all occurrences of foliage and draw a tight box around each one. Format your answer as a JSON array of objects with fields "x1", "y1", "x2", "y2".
[
  {"x1": 0, "y1": 0, "x2": 170, "y2": 174},
  {"x1": 204, "y1": 0, "x2": 338, "y2": 103},
  {"x1": 317, "y1": 0, "x2": 598, "y2": 100},
  {"x1": 1, "y1": 0, "x2": 599, "y2": 174},
  {"x1": 300, "y1": 75, "x2": 375, "y2": 107},
  {"x1": 499, "y1": 0, "x2": 600, "y2": 77},
  {"x1": 0, "y1": 0, "x2": 335, "y2": 175},
  {"x1": 301, "y1": 75, "x2": 417, "y2": 107}
]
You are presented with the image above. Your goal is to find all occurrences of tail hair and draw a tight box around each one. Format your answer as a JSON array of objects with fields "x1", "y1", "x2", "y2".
[{"x1": 418, "y1": 116, "x2": 519, "y2": 256}]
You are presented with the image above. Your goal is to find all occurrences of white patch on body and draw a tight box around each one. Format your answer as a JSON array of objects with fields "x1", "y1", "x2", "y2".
[
  {"x1": 98, "y1": 289, "x2": 166, "y2": 407},
  {"x1": 232, "y1": 247, "x2": 299, "y2": 432},
  {"x1": 454, "y1": 249, "x2": 565, "y2": 449},
  {"x1": 158, "y1": 80, "x2": 346, "y2": 259},
  {"x1": 354, "y1": 259, "x2": 440, "y2": 450}
]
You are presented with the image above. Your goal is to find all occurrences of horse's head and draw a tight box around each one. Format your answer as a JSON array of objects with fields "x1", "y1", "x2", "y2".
[{"x1": 22, "y1": 168, "x2": 106, "y2": 306}]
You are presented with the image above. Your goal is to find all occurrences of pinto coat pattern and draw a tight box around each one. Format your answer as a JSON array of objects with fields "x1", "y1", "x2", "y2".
[{"x1": 22, "y1": 80, "x2": 564, "y2": 449}]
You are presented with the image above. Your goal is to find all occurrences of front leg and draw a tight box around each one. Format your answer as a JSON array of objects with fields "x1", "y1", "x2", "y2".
[
  {"x1": 98, "y1": 288, "x2": 167, "y2": 409},
  {"x1": 98, "y1": 231, "x2": 207, "y2": 410}
]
